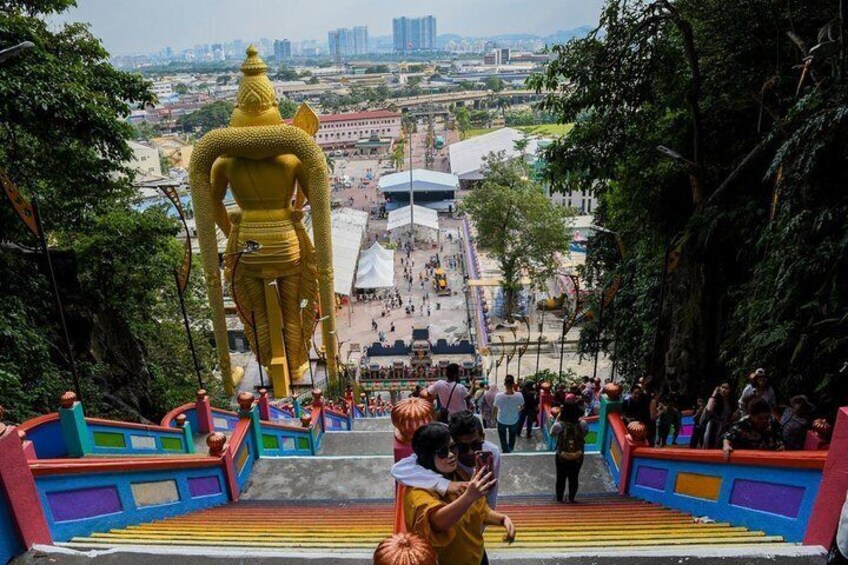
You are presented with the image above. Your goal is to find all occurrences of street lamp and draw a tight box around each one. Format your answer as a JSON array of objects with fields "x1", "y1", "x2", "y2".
[{"x1": 0, "y1": 41, "x2": 34, "y2": 64}]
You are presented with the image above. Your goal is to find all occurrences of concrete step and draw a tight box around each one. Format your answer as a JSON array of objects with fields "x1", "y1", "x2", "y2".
[
  {"x1": 351, "y1": 417, "x2": 393, "y2": 431},
  {"x1": 240, "y1": 453, "x2": 614, "y2": 501},
  {"x1": 317, "y1": 431, "x2": 394, "y2": 456},
  {"x1": 317, "y1": 428, "x2": 549, "y2": 457}
]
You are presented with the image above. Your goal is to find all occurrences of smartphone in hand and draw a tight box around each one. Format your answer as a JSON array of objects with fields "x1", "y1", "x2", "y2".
[{"x1": 474, "y1": 450, "x2": 493, "y2": 474}]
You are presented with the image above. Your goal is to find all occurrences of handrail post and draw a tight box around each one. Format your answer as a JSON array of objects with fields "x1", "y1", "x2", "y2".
[
  {"x1": 804, "y1": 406, "x2": 848, "y2": 546},
  {"x1": 58, "y1": 391, "x2": 91, "y2": 457},
  {"x1": 195, "y1": 389, "x2": 214, "y2": 433},
  {"x1": 175, "y1": 414, "x2": 195, "y2": 454},
  {"x1": 0, "y1": 415, "x2": 52, "y2": 550}
]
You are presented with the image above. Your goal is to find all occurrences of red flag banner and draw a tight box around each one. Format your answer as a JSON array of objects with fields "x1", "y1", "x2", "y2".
[
  {"x1": 158, "y1": 185, "x2": 192, "y2": 293},
  {"x1": 0, "y1": 166, "x2": 40, "y2": 238}
]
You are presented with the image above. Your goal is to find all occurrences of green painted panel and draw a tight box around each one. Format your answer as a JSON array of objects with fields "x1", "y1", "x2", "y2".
[
  {"x1": 263, "y1": 435, "x2": 279, "y2": 450},
  {"x1": 160, "y1": 436, "x2": 183, "y2": 451},
  {"x1": 297, "y1": 436, "x2": 310, "y2": 451},
  {"x1": 93, "y1": 431, "x2": 126, "y2": 448},
  {"x1": 585, "y1": 431, "x2": 598, "y2": 445}
]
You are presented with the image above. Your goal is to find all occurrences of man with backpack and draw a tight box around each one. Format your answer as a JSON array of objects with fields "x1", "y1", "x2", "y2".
[{"x1": 550, "y1": 399, "x2": 589, "y2": 503}]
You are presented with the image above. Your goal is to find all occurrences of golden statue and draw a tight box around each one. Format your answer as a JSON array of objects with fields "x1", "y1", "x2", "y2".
[{"x1": 189, "y1": 46, "x2": 338, "y2": 396}]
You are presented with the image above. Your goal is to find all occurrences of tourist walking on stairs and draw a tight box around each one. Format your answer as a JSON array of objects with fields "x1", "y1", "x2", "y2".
[
  {"x1": 403, "y1": 423, "x2": 516, "y2": 565},
  {"x1": 550, "y1": 399, "x2": 588, "y2": 503},
  {"x1": 493, "y1": 375, "x2": 523, "y2": 453}
]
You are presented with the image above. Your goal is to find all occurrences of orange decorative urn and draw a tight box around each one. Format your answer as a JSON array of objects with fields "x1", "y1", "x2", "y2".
[
  {"x1": 603, "y1": 382, "x2": 623, "y2": 401},
  {"x1": 626, "y1": 420, "x2": 647, "y2": 442},
  {"x1": 373, "y1": 533, "x2": 437, "y2": 565},
  {"x1": 391, "y1": 398, "x2": 434, "y2": 444}
]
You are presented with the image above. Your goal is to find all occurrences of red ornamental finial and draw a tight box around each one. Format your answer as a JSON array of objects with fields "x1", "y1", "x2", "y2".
[
  {"x1": 259, "y1": 388, "x2": 268, "y2": 398},
  {"x1": 196, "y1": 389, "x2": 208, "y2": 402},
  {"x1": 300, "y1": 414, "x2": 312, "y2": 428},
  {"x1": 60, "y1": 391, "x2": 77, "y2": 409},
  {"x1": 206, "y1": 432, "x2": 226, "y2": 455},
  {"x1": 175, "y1": 414, "x2": 187, "y2": 427},
  {"x1": 237, "y1": 391, "x2": 255, "y2": 411}
]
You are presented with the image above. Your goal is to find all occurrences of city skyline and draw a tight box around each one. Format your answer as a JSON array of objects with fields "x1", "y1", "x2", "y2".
[{"x1": 52, "y1": 0, "x2": 604, "y2": 56}]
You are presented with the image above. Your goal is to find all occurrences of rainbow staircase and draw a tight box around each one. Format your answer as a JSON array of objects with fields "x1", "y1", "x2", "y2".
[{"x1": 60, "y1": 495, "x2": 792, "y2": 557}]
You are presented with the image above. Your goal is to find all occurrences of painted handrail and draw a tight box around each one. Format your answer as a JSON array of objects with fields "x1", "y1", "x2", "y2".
[
  {"x1": 29, "y1": 455, "x2": 222, "y2": 476},
  {"x1": 160, "y1": 402, "x2": 195, "y2": 427},
  {"x1": 632, "y1": 446, "x2": 827, "y2": 470}
]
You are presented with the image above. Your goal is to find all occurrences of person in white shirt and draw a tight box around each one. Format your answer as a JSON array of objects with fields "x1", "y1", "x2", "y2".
[
  {"x1": 493, "y1": 374, "x2": 524, "y2": 453},
  {"x1": 392, "y1": 411, "x2": 502, "y2": 510}
]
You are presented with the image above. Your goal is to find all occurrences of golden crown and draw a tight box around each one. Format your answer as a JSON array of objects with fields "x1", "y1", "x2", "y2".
[{"x1": 235, "y1": 45, "x2": 276, "y2": 116}]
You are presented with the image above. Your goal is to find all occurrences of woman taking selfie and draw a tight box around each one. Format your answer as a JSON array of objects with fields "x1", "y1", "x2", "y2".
[{"x1": 404, "y1": 423, "x2": 516, "y2": 565}]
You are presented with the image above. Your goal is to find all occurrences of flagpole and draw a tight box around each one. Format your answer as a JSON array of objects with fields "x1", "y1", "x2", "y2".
[
  {"x1": 32, "y1": 197, "x2": 83, "y2": 401},
  {"x1": 174, "y1": 269, "x2": 204, "y2": 389}
]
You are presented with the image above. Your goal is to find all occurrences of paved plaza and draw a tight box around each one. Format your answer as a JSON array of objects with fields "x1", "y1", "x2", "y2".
[{"x1": 238, "y1": 122, "x2": 610, "y2": 398}]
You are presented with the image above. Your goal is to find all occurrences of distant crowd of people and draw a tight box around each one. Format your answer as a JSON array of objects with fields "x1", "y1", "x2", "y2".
[{"x1": 389, "y1": 362, "x2": 836, "y2": 565}]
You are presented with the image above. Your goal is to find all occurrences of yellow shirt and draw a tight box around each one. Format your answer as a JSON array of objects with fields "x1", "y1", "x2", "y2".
[{"x1": 403, "y1": 480, "x2": 491, "y2": 565}]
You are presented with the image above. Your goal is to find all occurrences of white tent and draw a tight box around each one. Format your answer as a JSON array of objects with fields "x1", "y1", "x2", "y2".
[
  {"x1": 355, "y1": 242, "x2": 395, "y2": 289},
  {"x1": 449, "y1": 127, "x2": 540, "y2": 181},
  {"x1": 304, "y1": 207, "x2": 368, "y2": 296},
  {"x1": 386, "y1": 204, "x2": 439, "y2": 233}
]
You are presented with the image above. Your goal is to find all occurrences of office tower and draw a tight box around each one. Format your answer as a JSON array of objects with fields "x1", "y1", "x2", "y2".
[
  {"x1": 392, "y1": 16, "x2": 437, "y2": 51},
  {"x1": 274, "y1": 39, "x2": 292, "y2": 61}
]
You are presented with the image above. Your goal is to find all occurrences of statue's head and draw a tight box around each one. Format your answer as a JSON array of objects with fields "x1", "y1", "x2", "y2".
[{"x1": 230, "y1": 45, "x2": 282, "y2": 128}]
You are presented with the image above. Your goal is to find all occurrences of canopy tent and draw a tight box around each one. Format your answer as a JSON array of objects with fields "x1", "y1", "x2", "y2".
[
  {"x1": 449, "y1": 127, "x2": 540, "y2": 182},
  {"x1": 355, "y1": 242, "x2": 395, "y2": 289},
  {"x1": 386, "y1": 204, "x2": 439, "y2": 232},
  {"x1": 304, "y1": 207, "x2": 368, "y2": 296},
  {"x1": 378, "y1": 169, "x2": 459, "y2": 209}
]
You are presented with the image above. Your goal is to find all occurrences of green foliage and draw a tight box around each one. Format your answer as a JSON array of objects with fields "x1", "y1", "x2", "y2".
[
  {"x1": 525, "y1": 368, "x2": 579, "y2": 387},
  {"x1": 484, "y1": 76, "x2": 504, "y2": 92},
  {"x1": 365, "y1": 65, "x2": 390, "y2": 74},
  {"x1": 273, "y1": 65, "x2": 299, "y2": 81},
  {"x1": 278, "y1": 98, "x2": 298, "y2": 119},
  {"x1": 133, "y1": 121, "x2": 161, "y2": 141},
  {"x1": 530, "y1": 0, "x2": 848, "y2": 411},
  {"x1": 0, "y1": 0, "x2": 218, "y2": 422},
  {"x1": 176, "y1": 100, "x2": 233, "y2": 135},
  {"x1": 462, "y1": 154, "x2": 573, "y2": 321}
]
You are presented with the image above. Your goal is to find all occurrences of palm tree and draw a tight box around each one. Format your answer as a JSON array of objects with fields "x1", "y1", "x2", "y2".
[
  {"x1": 496, "y1": 95, "x2": 512, "y2": 119},
  {"x1": 390, "y1": 141, "x2": 405, "y2": 172},
  {"x1": 325, "y1": 152, "x2": 335, "y2": 175}
]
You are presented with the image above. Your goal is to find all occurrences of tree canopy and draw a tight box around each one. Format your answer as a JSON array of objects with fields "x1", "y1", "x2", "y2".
[
  {"x1": 176, "y1": 100, "x2": 233, "y2": 135},
  {"x1": 0, "y1": 0, "x2": 220, "y2": 422},
  {"x1": 462, "y1": 154, "x2": 573, "y2": 321},
  {"x1": 529, "y1": 0, "x2": 848, "y2": 412}
]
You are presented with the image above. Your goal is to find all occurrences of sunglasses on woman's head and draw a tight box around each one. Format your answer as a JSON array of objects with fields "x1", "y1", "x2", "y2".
[{"x1": 435, "y1": 443, "x2": 457, "y2": 459}]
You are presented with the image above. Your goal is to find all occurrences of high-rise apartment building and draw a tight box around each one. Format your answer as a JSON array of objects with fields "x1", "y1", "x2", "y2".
[
  {"x1": 327, "y1": 26, "x2": 369, "y2": 59},
  {"x1": 273, "y1": 39, "x2": 292, "y2": 61},
  {"x1": 392, "y1": 16, "x2": 437, "y2": 51}
]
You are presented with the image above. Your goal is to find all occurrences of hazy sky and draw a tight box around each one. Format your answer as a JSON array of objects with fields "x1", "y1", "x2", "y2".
[{"x1": 54, "y1": 0, "x2": 604, "y2": 55}]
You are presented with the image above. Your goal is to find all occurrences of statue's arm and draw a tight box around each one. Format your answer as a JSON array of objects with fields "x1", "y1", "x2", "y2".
[
  {"x1": 211, "y1": 158, "x2": 232, "y2": 236},
  {"x1": 294, "y1": 158, "x2": 310, "y2": 210}
]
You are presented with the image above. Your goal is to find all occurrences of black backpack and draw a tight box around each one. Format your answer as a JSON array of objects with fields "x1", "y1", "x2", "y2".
[{"x1": 556, "y1": 422, "x2": 585, "y2": 461}]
